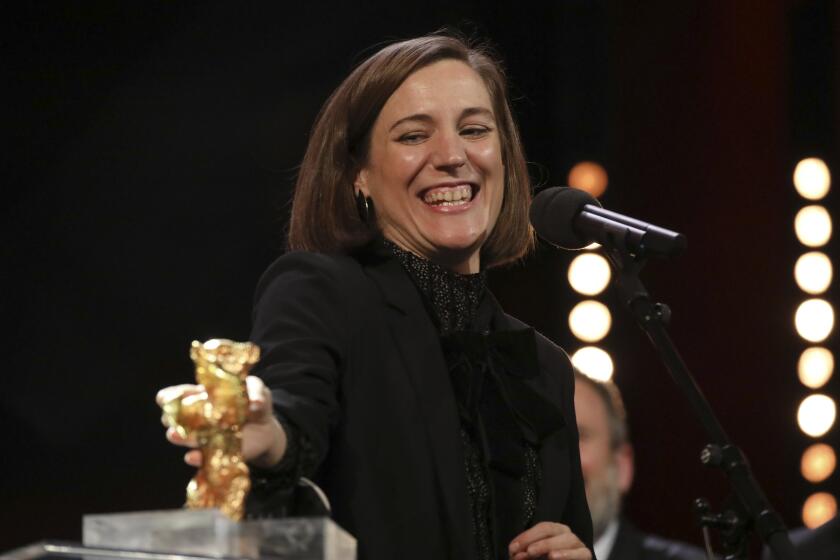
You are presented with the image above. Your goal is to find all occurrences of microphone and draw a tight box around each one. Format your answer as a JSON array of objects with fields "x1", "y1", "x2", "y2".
[{"x1": 529, "y1": 187, "x2": 687, "y2": 258}]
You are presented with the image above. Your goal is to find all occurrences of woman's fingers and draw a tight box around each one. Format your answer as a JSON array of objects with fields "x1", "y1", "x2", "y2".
[
  {"x1": 246, "y1": 375, "x2": 268, "y2": 401},
  {"x1": 547, "y1": 548, "x2": 591, "y2": 560},
  {"x1": 519, "y1": 535, "x2": 590, "y2": 559},
  {"x1": 166, "y1": 427, "x2": 198, "y2": 447},
  {"x1": 531, "y1": 522, "x2": 570, "y2": 540},
  {"x1": 245, "y1": 376, "x2": 272, "y2": 421},
  {"x1": 157, "y1": 377, "x2": 282, "y2": 468},
  {"x1": 169, "y1": 427, "x2": 202, "y2": 465},
  {"x1": 510, "y1": 522, "x2": 570, "y2": 552},
  {"x1": 156, "y1": 384, "x2": 204, "y2": 407},
  {"x1": 184, "y1": 449, "x2": 202, "y2": 467},
  {"x1": 509, "y1": 522, "x2": 591, "y2": 560},
  {"x1": 512, "y1": 542, "x2": 591, "y2": 560}
]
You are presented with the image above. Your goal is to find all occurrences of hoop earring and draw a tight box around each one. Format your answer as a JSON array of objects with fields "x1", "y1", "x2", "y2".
[{"x1": 355, "y1": 191, "x2": 374, "y2": 223}]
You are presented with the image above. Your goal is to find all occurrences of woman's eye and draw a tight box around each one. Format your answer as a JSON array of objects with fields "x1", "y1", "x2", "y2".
[
  {"x1": 398, "y1": 132, "x2": 427, "y2": 143},
  {"x1": 461, "y1": 126, "x2": 491, "y2": 138}
]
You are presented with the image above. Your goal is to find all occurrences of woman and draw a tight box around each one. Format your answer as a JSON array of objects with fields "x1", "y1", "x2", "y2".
[{"x1": 159, "y1": 34, "x2": 593, "y2": 560}]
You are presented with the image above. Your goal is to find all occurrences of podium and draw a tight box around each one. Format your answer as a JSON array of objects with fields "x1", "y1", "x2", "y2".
[{"x1": 2, "y1": 511, "x2": 356, "y2": 560}]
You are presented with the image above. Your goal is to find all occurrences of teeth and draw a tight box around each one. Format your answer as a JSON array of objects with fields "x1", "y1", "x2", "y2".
[
  {"x1": 437, "y1": 200, "x2": 467, "y2": 206},
  {"x1": 423, "y1": 184, "x2": 473, "y2": 205}
]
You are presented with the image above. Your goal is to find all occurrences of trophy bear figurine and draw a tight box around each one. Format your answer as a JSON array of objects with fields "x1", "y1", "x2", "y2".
[{"x1": 160, "y1": 339, "x2": 260, "y2": 521}]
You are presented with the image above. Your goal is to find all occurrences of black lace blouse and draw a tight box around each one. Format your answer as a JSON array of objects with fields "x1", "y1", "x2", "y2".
[{"x1": 385, "y1": 240, "x2": 540, "y2": 560}]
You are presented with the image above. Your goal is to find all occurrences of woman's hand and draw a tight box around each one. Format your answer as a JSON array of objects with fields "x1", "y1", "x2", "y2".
[
  {"x1": 155, "y1": 376, "x2": 287, "y2": 468},
  {"x1": 509, "y1": 522, "x2": 592, "y2": 560}
]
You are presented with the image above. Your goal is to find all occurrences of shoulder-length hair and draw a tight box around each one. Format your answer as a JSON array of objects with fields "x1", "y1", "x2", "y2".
[{"x1": 287, "y1": 33, "x2": 534, "y2": 268}]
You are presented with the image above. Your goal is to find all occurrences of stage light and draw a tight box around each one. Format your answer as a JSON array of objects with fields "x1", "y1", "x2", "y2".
[
  {"x1": 567, "y1": 161, "x2": 608, "y2": 198},
  {"x1": 794, "y1": 158, "x2": 831, "y2": 200},
  {"x1": 797, "y1": 394, "x2": 837, "y2": 437},
  {"x1": 795, "y1": 299, "x2": 835, "y2": 342},
  {"x1": 798, "y1": 347, "x2": 834, "y2": 389},
  {"x1": 568, "y1": 253, "x2": 611, "y2": 296},
  {"x1": 795, "y1": 252, "x2": 833, "y2": 294},
  {"x1": 801, "y1": 443, "x2": 836, "y2": 483},
  {"x1": 569, "y1": 300, "x2": 612, "y2": 342},
  {"x1": 795, "y1": 205, "x2": 832, "y2": 247},
  {"x1": 571, "y1": 346, "x2": 614, "y2": 381},
  {"x1": 802, "y1": 492, "x2": 837, "y2": 529}
]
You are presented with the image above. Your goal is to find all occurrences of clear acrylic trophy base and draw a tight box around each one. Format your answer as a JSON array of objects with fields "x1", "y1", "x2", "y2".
[{"x1": 74, "y1": 509, "x2": 356, "y2": 559}]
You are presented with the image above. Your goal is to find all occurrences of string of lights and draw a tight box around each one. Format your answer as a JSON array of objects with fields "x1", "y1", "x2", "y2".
[
  {"x1": 792, "y1": 157, "x2": 837, "y2": 528},
  {"x1": 565, "y1": 162, "x2": 614, "y2": 382}
]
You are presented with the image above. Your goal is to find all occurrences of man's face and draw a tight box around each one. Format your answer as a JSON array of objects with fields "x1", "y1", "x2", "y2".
[{"x1": 574, "y1": 379, "x2": 633, "y2": 540}]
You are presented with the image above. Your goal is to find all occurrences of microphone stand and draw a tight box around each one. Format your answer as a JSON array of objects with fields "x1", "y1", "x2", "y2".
[{"x1": 599, "y1": 240, "x2": 798, "y2": 560}]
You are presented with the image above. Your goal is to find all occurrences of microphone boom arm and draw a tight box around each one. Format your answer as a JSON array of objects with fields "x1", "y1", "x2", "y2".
[{"x1": 600, "y1": 230, "x2": 797, "y2": 560}]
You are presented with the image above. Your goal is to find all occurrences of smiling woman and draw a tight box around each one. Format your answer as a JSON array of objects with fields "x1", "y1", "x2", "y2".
[
  {"x1": 158, "y1": 33, "x2": 593, "y2": 560},
  {"x1": 354, "y1": 59, "x2": 505, "y2": 273},
  {"x1": 287, "y1": 34, "x2": 533, "y2": 271}
]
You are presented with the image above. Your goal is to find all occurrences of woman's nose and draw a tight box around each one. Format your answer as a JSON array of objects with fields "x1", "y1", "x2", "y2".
[{"x1": 430, "y1": 132, "x2": 466, "y2": 170}]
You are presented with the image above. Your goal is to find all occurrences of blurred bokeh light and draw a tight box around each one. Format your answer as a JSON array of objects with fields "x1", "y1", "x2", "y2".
[
  {"x1": 569, "y1": 301, "x2": 612, "y2": 342},
  {"x1": 794, "y1": 205, "x2": 832, "y2": 247},
  {"x1": 798, "y1": 347, "x2": 835, "y2": 389},
  {"x1": 801, "y1": 443, "x2": 837, "y2": 483},
  {"x1": 793, "y1": 157, "x2": 831, "y2": 200},
  {"x1": 568, "y1": 253, "x2": 612, "y2": 296},
  {"x1": 794, "y1": 252, "x2": 833, "y2": 294},
  {"x1": 795, "y1": 299, "x2": 835, "y2": 342},
  {"x1": 567, "y1": 161, "x2": 609, "y2": 198},
  {"x1": 797, "y1": 394, "x2": 837, "y2": 437},
  {"x1": 571, "y1": 346, "x2": 614, "y2": 381},
  {"x1": 802, "y1": 492, "x2": 837, "y2": 529}
]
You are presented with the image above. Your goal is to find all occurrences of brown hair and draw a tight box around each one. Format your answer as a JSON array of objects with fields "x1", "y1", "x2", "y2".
[
  {"x1": 287, "y1": 32, "x2": 534, "y2": 268},
  {"x1": 574, "y1": 371, "x2": 629, "y2": 450}
]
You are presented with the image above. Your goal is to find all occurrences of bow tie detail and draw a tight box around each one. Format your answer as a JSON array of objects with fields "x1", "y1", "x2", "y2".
[{"x1": 440, "y1": 328, "x2": 566, "y2": 476}]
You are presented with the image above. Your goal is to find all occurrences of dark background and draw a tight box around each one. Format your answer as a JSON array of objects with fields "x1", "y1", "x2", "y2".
[{"x1": 3, "y1": 0, "x2": 838, "y2": 554}]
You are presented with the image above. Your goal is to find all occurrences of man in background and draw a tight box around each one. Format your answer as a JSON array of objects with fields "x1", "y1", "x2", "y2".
[
  {"x1": 574, "y1": 371, "x2": 708, "y2": 560},
  {"x1": 762, "y1": 515, "x2": 839, "y2": 560}
]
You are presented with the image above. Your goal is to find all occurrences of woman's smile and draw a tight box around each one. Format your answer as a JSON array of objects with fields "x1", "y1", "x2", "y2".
[{"x1": 420, "y1": 182, "x2": 479, "y2": 210}]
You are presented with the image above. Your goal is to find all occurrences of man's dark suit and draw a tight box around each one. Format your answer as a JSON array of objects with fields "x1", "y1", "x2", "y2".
[
  {"x1": 248, "y1": 248, "x2": 593, "y2": 559},
  {"x1": 762, "y1": 516, "x2": 839, "y2": 560},
  {"x1": 607, "y1": 520, "x2": 708, "y2": 560}
]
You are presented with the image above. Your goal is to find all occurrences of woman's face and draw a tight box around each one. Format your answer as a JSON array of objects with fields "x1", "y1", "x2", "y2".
[{"x1": 355, "y1": 59, "x2": 505, "y2": 273}]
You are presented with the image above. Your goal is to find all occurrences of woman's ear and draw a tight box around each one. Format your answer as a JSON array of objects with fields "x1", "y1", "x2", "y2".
[
  {"x1": 353, "y1": 170, "x2": 375, "y2": 224},
  {"x1": 354, "y1": 168, "x2": 369, "y2": 197}
]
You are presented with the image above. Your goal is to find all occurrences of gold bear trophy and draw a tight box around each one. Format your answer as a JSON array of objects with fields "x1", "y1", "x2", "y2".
[{"x1": 160, "y1": 339, "x2": 260, "y2": 521}]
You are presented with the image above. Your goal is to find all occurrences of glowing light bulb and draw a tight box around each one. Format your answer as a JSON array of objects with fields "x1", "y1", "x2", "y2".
[
  {"x1": 795, "y1": 205, "x2": 832, "y2": 247},
  {"x1": 801, "y1": 443, "x2": 836, "y2": 483},
  {"x1": 794, "y1": 158, "x2": 831, "y2": 200},
  {"x1": 569, "y1": 301, "x2": 612, "y2": 342},
  {"x1": 568, "y1": 253, "x2": 611, "y2": 296},
  {"x1": 798, "y1": 347, "x2": 834, "y2": 389},
  {"x1": 797, "y1": 394, "x2": 837, "y2": 437},
  {"x1": 802, "y1": 492, "x2": 837, "y2": 529},
  {"x1": 795, "y1": 299, "x2": 834, "y2": 343},
  {"x1": 795, "y1": 252, "x2": 833, "y2": 295},
  {"x1": 571, "y1": 347, "x2": 614, "y2": 381},
  {"x1": 567, "y1": 161, "x2": 609, "y2": 198}
]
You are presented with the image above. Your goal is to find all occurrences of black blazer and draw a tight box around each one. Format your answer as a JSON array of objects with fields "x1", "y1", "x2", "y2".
[
  {"x1": 608, "y1": 520, "x2": 707, "y2": 560},
  {"x1": 249, "y1": 248, "x2": 593, "y2": 559}
]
